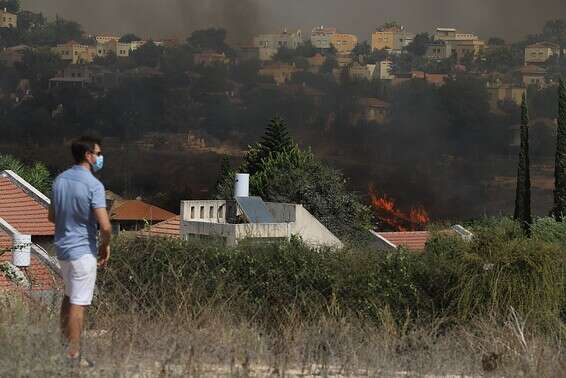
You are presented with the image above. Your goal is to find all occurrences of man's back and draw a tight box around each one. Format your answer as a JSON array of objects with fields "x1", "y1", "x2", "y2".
[{"x1": 52, "y1": 165, "x2": 106, "y2": 261}]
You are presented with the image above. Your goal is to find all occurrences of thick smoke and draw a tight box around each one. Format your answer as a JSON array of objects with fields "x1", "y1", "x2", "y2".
[{"x1": 22, "y1": 0, "x2": 563, "y2": 42}]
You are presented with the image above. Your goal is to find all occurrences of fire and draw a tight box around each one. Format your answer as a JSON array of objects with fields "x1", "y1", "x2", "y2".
[{"x1": 369, "y1": 187, "x2": 430, "y2": 231}]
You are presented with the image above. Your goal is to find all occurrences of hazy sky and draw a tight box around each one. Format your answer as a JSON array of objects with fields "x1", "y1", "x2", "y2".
[{"x1": 21, "y1": 0, "x2": 565, "y2": 43}]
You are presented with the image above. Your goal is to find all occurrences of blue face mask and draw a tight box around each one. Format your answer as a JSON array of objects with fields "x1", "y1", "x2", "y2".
[{"x1": 92, "y1": 155, "x2": 104, "y2": 172}]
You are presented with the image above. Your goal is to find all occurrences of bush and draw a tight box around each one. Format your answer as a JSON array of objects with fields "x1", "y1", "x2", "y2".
[{"x1": 99, "y1": 218, "x2": 566, "y2": 333}]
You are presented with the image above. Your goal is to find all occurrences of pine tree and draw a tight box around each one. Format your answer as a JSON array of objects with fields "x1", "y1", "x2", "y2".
[
  {"x1": 259, "y1": 115, "x2": 293, "y2": 156},
  {"x1": 553, "y1": 78, "x2": 566, "y2": 220},
  {"x1": 244, "y1": 115, "x2": 294, "y2": 175},
  {"x1": 514, "y1": 92, "x2": 532, "y2": 234}
]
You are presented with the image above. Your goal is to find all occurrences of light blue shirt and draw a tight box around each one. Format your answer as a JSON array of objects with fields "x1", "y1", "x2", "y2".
[{"x1": 52, "y1": 165, "x2": 106, "y2": 261}]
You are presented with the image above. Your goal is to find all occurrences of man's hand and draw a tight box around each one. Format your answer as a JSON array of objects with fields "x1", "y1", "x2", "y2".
[{"x1": 98, "y1": 244, "x2": 110, "y2": 268}]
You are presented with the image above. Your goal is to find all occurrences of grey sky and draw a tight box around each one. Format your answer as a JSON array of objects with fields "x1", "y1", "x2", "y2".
[{"x1": 21, "y1": 0, "x2": 565, "y2": 42}]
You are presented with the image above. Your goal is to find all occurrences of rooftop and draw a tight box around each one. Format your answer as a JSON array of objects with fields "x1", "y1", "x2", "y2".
[
  {"x1": 375, "y1": 231, "x2": 431, "y2": 251},
  {"x1": 0, "y1": 171, "x2": 54, "y2": 237},
  {"x1": 110, "y1": 200, "x2": 176, "y2": 222},
  {"x1": 142, "y1": 215, "x2": 181, "y2": 238}
]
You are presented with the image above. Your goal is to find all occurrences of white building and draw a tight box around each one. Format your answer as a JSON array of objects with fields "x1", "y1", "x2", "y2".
[
  {"x1": 0, "y1": 8, "x2": 17, "y2": 28},
  {"x1": 310, "y1": 26, "x2": 337, "y2": 49},
  {"x1": 179, "y1": 175, "x2": 342, "y2": 248},
  {"x1": 253, "y1": 29, "x2": 303, "y2": 61}
]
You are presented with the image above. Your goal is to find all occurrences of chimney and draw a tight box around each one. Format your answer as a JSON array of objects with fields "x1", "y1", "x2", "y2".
[
  {"x1": 234, "y1": 173, "x2": 249, "y2": 198},
  {"x1": 12, "y1": 234, "x2": 32, "y2": 267}
]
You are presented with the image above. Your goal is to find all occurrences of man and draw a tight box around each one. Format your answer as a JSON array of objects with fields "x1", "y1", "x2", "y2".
[{"x1": 48, "y1": 136, "x2": 111, "y2": 363}]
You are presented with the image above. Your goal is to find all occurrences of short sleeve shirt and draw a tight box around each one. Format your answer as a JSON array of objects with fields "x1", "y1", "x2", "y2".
[{"x1": 52, "y1": 165, "x2": 106, "y2": 261}]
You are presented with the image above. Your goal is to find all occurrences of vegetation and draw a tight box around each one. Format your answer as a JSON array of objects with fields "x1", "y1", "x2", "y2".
[
  {"x1": 514, "y1": 93, "x2": 532, "y2": 234},
  {"x1": 0, "y1": 154, "x2": 52, "y2": 194},
  {"x1": 216, "y1": 116, "x2": 372, "y2": 238}
]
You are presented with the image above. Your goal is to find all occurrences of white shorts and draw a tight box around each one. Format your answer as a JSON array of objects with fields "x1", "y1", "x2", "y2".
[{"x1": 59, "y1": 254, "x2": 97, "y2": 306}]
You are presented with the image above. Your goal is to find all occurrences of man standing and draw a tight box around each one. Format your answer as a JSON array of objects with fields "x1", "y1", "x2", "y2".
[{"x1": 48, "y1": 136, "x2": 111, "y2": 362}]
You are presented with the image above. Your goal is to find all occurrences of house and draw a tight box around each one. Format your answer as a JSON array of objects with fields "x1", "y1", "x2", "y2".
[
  {"x1": 48, "y1": 65, "x2": 95, "y2": 89},
  {"x1": 330, "y1": 33, "x2": 358, "y2": 54},
  {"x1": 370, "y1": 225, "x2": 472, "y2": 252},
  {"x1": 96, "y1": 39, "x2": 147, "y2": 58},
  {"x1": 193, "y1": 51, "x2": 229, "y2": 66},
  {"x1": 524, "y1": 42, "x2": 560, "y2": 65},
  {"x1": 141, "y1": 215, "x2": 181, "y2": 238},
  {"x1": 258, "y1": 63, "x2": 297, "y2": 85},
  {"x1": 307, "y1": 53, "x2": 326, "y2": 73},
  {"x1": 371, "y1": 25, "x2": 415, "y2": 53},
  {"x1": 310, "y1": 26, "x2": 337, "y2": 49},
  {"x1": 376, "y1": 60, "x2": 394, "y2": 80},
  {"x1": 0, "y1": 8, "x2": 17, "y2": 28},
  {"x1": 359, "y1": 98, "x2": 391, "y2": 124},
  {"x1": 518, "y1": 65, "x2": 547, "y2": 87},
  {"x1": 254, "y1": 29, "x2": 303, "y2": 61},
  {"x1": 180, "y1": 177, "x2": 342, "y2": 248},
  {"x1": 236, "y1": 45, "x2": 260, "y2": 61},
  {"x1": 427, "y1": 28, "x2": 485, "y2": 61},
  {"x1": 0, "y1": 170, "x2": 61, "y2": 301},
  {"x1": 486, "y1": 79, "x2": 526, "y2": 111},
  {"x1": 109, "y1": 199, "x2": 176, "y2": 232},
  {"x1": 0, "y1": 45, "x2": 30, "y2": 67},
  {"x1": 349, "y1": 62, "x2": 376, "y2": 81},
  {"x1": 54, "y1": 41, "x2": 97, "y2": 64},
  {"x1": 336, "y1": 53, "x2": 353, "y2": 67}
]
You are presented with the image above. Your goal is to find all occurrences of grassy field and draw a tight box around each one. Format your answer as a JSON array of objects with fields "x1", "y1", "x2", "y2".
[{"x1": 1, "y1": 217, "x2": 566, "y2": 376}]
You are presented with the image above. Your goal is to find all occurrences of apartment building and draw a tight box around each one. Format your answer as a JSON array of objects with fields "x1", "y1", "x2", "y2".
[
  {"x1": 426, "y1": 28, "x2": 485, "y2": 60},
  {"x1": 253, "y1": 29, "x2": 303, "y2": 61},
  {"x1": 371, "y1": 25, "x2": 415, "y2": 53},
  {"x1": 0, "y1": 8, "x2": 17, "y2": 28},
  {"x1": 524, "y1": 42, "x2": 560, "y2": 65},
  {"x1": 95, "y1": 35, "x2": 120, "y2": 44},
  {"x1": 310, "y1": 26, "x2": 337, "y2": 49},
  {"x1": 330, "y1": 33, "x2": 358, "y2": 54},
  {"x1": 54, "y1": 41, "x2": 97, "y2": 64}
]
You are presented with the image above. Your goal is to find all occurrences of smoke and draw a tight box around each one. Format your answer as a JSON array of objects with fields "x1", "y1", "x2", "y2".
[
  {"x1": 20, "y1": 0, "x2": 266, "y2": 43},
  {"x1": 21, "y1": 0, "x2": 563, "y2": 42}
]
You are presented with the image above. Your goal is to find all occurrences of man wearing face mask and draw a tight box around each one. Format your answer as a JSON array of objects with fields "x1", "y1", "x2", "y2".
[{"x1": 48, "y1": 136, "x2": 111, "y2": 365}]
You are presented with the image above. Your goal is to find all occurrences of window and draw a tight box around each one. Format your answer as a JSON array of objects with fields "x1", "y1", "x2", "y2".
[
  {"x1": 200, "y1": 206, "x2": 204, "y2": 219},
  {"x1": 209, "y1": 206, "x2": 214, "y2": 218},
  {"x1": 218, "y1": 206, "x2": 224, "y2": 219},
  {"x1": 190, "y1": 206, "x2": 195, "y2": 219}
]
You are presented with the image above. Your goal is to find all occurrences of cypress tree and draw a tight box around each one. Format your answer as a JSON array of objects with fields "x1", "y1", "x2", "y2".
[
  {"x1": 259, "y1": 115, "x2": 293, "y2": 156},
  {"x1": 514, "y1": 92, "x2": 532, "y2": 234},
  {"x1": 553, "y1": 78, "x2": 566, "y2": 220}
]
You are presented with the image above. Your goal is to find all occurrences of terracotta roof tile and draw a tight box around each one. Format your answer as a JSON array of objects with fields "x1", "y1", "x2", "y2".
[
  {"x1": 0, "y1": 252, "x2": 62, "y2": 292},
  {"x1": 377, "y1": 231, "x2": 431, "y2": 252},
  {"x1": 110, "y1": 200, "x2": 176, "y2": 222},
  {"x1": 0, "y1": 176, "x2": 54, "y2": 236},
  {"x1": 141, "y1": 215, "x2": 180, "y2": 237}
]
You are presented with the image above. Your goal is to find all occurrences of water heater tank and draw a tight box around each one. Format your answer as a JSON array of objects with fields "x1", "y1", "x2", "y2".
[
  {"x1": 234, "y1": 173, "x2": 250, "y2": 198},
  {"x1": 12, "y1": 234, "x2": 31, "y2": 267}
]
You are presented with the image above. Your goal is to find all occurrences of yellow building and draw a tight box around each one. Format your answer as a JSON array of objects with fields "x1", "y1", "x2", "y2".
[
  {"x1": 0, "y1": 8, "x2": 17, "y2": 28},
  {"x1": 54, "y1": 41, "x2": 97, "y2": 64},
  {"x1": 524, "y1": 42, "x2": 560, "y2": 64},
  {"x1": 371, "y1": 26, "x2": 414, "y2": 52},
  {"x1": 330, "y1": 33, "x2": 358, "y2": 54},
  {"x1": 486, "y1": 80, "x2": 526, "y2": 111},
  {"x1": 258, "y1": 63, "x2": 297, "y2": 85}
]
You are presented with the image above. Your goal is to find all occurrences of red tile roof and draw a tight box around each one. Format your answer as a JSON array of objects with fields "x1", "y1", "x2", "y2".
[
  {"x1": 376, "y1": 231, "x2": 431, "y2": 252},
  {"x1": 0, "y1": 172, "x2": 54, "y2": 236},
  {"x1": 0, "y1": 251, "x2": 62, "y2": 292},
  {"x1": 110, "y1": 200, "x2": 176, "y2": 222},
  {"x1": 142, "y1": 215, "x2": 181, "y2": 237}
]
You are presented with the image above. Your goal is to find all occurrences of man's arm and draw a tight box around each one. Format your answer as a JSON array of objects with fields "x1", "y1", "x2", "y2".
[
  {"x1": 93, "y1": 208, "x2": 112, "y2": 267},
  {"x1": 48, "y1": 205, "x2": 55, "y2": 223}
]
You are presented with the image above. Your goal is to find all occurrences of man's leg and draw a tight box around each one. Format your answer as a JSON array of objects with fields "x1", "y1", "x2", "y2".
[
  {"x1": 67, "y1": 304, "x2": 87, "y2": 358},
  {"x1": 60, "y1": 295, "x2": 71, "y2": 341}
]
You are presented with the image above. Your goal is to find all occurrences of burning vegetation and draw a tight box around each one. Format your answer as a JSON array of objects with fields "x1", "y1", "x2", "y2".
[{"x1": 369, "y1": 187, "x2": 430, "y2": 231}]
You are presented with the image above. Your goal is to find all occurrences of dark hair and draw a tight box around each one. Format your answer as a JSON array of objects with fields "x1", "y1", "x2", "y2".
[{"x1": 71, "y1": 136, "x2": 102, "y2": 164}]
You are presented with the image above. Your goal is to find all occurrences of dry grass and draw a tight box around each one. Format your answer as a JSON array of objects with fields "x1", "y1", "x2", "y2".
[{"x1": 1, "y1": 295, "x2": 564, "y2": 377}]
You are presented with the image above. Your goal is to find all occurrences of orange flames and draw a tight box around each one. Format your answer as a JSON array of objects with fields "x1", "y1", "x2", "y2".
[{"x1": 369, "y1": 188, "x2": 430, "y2": 231}]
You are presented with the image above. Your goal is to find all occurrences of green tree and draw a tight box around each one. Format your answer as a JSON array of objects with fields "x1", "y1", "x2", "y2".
[
  {"x1": 0, "y1": 154, "x2": 52, "y2": 195},
  {"x1": 186, "y1": 28, "x2": 230, "y2": 53},
  {"x1": 130, "y1": 41, "x2": 163, "y2": 67},
  {"x1": 406, "y1": 33, "x2": 431, "y2": 56},
  {"x1": 119, "y1": 33, "x2": 142, "y2": 43},
  {"x1": 15, "y1": 47, "x2": 64, "y2": 90},
  {"x1": 514, "y1": 93, "x2": 532, "y2": 233},
  {"x1": 553, "y1": 78, "x2": 566, "y2": 220}
]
